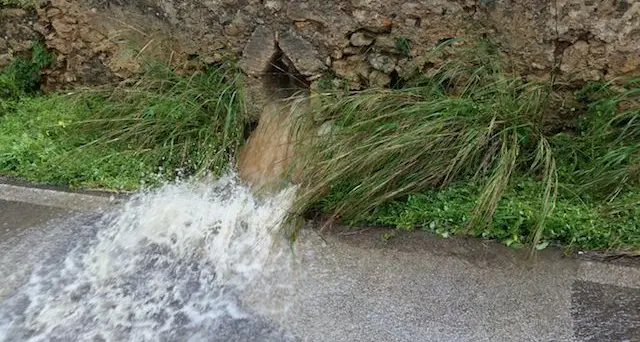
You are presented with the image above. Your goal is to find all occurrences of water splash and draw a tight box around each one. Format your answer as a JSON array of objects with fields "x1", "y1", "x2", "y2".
[{"x1": 0, "y1": 175, "x2": 297, "y2": 342}]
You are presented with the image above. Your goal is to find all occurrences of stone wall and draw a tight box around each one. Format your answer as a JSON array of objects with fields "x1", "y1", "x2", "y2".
[
  {"x1": 2, "y1": 0, "x2": 640, "y2": 92},
  {"x1": 0, "y1": 7, "x2": 39, "y2": 68}
]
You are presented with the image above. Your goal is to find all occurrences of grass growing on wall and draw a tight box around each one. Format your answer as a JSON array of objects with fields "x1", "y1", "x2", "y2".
[
  {"x1": 0, "y1": 38, "x2": 637, "y2": 252},
  {"x1": 0, "y1": 41, "x2": 53, "y2": 99}
]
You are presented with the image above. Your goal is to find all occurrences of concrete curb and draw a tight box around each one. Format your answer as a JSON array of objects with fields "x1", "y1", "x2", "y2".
[{"x1": 0, "y1": 183, "x2": 123, "y2": 211}]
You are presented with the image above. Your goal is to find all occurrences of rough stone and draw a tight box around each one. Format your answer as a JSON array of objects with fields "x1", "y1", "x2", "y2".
[
  {"x1": 0, "y1": 6, "x2": 39, "y2": 69},
  {"x1": 620, "y1": 55, "x2": 640, "y2": 74},
  {"x1": 243, "y1": 76, "x2": 272, "y2": 121},
  {"x1": 367, "y1": 53, "x2": 396, "y2": 74},
  {"x1": 1, "y1": 9, "x2": 27, "y2": 18},
  {"x1": 373, "y1": 35, "x2": 396, "y2": 52},
  {"x1": 33, "y1": 0, "x2": 121, "y2": 88},
  {"x1": 404, "y1": 18, "x2": 418, "y2": 27},
  {"x1": 332, "y1": 55, "x2": 369, "y2": 84},
  {"x1": 264, "y1": 0, "x2": 282, "y2": 12},
  {"x1": 349, "y1": 32, "x2": 374, "y2": 47},
  {"x1": 368, "y1": 70, "x2": 391, "y2": 88},
  {"x1": 51, "y1": 19, "x2": 74, "y2": 33},
  {"x1": 286, "y1": 1, "x2": 356, "y2": 49},
  {"x1": 560, "y1": 41, "x2": 596, "y2": 80},
  {"x1": 399, "y1": 2, "x2": 425, "y2": 17},
  {"x1": 394, "y1": 58, "x2": 418, "y2": 79},
  {"x1": 0, "y1": 54, "x2": 12, "y2": 69},
  {"x1": 278, "y1": 29, "x2": 327, "y2": 77},
  {"x1": 224, "y1": 24, "x2": 243, "y2": 36},
  {"x1": 239, "y1": 26, "x2": 277, "y2": 78},
  {"x1": 352, "y1": 9, "x2": 392, "y2": 33},
  {"x1": 1, "y1": 0, "x2": 639, "y2": 91},
  {"x1": 342, "y1": 46, "x2": 363, "y2": 55}
]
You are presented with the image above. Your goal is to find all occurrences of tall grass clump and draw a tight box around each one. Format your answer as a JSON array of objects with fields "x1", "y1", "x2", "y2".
[
  {"x1": 291, "y1": 40, "x2": 639, "y2": 251},
  {"x1": 0, "y1": 62, "x2": 246, "y2": 189},
  {"x1": 552, "y1": 81, "x2": 640, "y2": 200},
  {"x1": 75, "y1": 62, "x2": 245, "y2": 178},
  {"x1": 292, "y1": 42, "x2": 555, "y2": 241}
]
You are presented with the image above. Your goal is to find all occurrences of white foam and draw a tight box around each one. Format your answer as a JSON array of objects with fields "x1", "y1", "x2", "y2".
[{"x1": 0, "y1": 175, "x2": 297, "y2": 341}]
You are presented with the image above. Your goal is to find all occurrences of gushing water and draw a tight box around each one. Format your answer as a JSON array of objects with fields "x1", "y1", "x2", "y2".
[{"x1": 0, "y1": 175, "x2": 297, "y2": 341}]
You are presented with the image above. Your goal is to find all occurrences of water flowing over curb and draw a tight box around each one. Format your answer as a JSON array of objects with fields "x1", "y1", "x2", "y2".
[{"x1": 0, "y1": 175, "x2": 297, "y2": 341}]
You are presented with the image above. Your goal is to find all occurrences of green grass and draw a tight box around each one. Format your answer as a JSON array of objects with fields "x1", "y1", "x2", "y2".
[
  {"x1": 0, "y1": 94, "x2": 161, "y2": 189},
  {"x1": 291, "y1": 41, "x2": 639, "y2": 252},
  {"x1": 351, "y1": 180, "x2": 640, "y2": 252},
  {"x1": 0, "y1": 41, "x2": 53, "y2": 99},
  {"x1": 395, "y1": 37, "x2": 412, "y2": 57},
  {"x1": 74, "y1": 62, "x2": 245, "y2": 178},
  {"x1": 0, "y1": 62, "x2": 245, "y2": 190},
  {"x1": 552, "y1": 81, "x2": 640, "y2": 199}
]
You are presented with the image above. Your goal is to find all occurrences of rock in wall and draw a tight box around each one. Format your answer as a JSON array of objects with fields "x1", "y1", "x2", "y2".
[
  {"x1": 0, "y1": 7, "x2": 40, "y2": 69},
  {"x1": 2, "y1": 0, "x2": 640, "y2": 91}
]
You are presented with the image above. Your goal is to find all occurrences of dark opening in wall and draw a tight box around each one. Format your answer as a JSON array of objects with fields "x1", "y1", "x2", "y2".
[
  {"x1": 389, "y1": 70, "x2": 404, "y2": 89},
  {"x1": 264, "y1": 49, "x2": 309, "y2": 99},
  {"x1": 241, "y1": 47, "x2": 309, "y2": 138}
]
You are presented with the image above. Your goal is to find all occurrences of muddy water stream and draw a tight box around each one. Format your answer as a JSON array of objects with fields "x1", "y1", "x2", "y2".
[{"x1": 238, "y1": 99, "x2": 306, "y2": 191}]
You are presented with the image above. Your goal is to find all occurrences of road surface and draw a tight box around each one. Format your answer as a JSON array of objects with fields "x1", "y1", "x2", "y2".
[{"x1": 1, "y1": 180, "x2": 638, "y2": 342}]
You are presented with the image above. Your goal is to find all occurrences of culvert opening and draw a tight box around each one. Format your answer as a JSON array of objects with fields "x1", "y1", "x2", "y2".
[
  {"x1": 237, "y1": 49, "x2": 309, "y2": 189},
  {"x1": 264, "y1": 49, "x2": 309, "y2": 99}
]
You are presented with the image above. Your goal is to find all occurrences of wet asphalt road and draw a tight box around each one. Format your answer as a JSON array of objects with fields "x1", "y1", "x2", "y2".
[
  {"x1": 1, "y1": 182, "x2": 639, "y2": 342},
  {"x1": 0, "y1": 199, "x2": 69, "y2": 241}
]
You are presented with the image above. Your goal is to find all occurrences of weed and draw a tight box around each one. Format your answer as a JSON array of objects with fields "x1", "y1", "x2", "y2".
[
  {"x1": 552, "y1": 81, "x2": 639, "y2": 199},
  {"x1": 292, "y1": 41, "x2": 553, "y2": 235},
  {"x1": 358, "y1": 179, "x2": 639, "y2": 251},
  {"x1": 0, "y1": 94, "x2": 155, "y2": 189},
  {"x1": 381, "y1": 231, "x2": 396, "y2": 241},
  {"x1": 314, "y1": 73, "x2": 347, "y2": 92},
  {"x1": 395, "y1": 37, "x2": 411, "y2": 56},
  {"x1": 0, "y1": 35, "x2": 637, "y2": 253},
  {"x1": 0, "y1": 41, "x2": 53, "y2": 99}
]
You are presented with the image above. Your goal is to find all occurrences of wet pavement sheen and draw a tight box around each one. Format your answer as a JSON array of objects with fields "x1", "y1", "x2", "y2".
[{"x1": 1, "y1": 185, "x2": 639, "y2": 342}]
